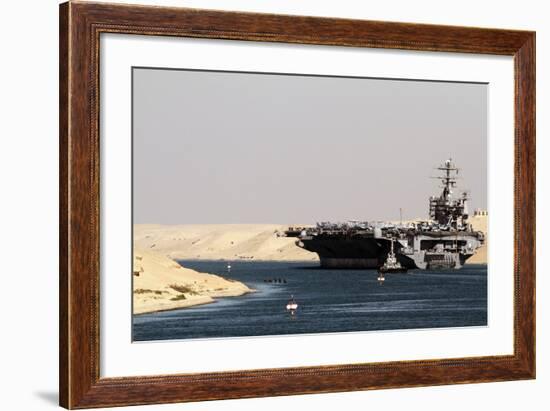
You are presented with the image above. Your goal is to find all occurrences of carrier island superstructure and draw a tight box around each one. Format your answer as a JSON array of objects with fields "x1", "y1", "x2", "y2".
[{"x1": 280, "y1": 159, "x2": 485, "y2": 270}]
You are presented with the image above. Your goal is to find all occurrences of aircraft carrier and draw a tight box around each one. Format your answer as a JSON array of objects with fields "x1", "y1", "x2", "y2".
[{"x1": 280, "y1": 159, "x2": 485, "y2": 270}]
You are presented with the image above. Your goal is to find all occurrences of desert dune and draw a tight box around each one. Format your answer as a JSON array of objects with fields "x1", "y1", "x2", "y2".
[{"x1": 134, "y1": 224, "x2": 317, "y2": 262}]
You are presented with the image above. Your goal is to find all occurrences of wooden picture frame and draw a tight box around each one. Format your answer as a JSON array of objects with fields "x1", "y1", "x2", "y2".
[{"x1": 59, "y1": 1, "x2": 535, "y2": 408}]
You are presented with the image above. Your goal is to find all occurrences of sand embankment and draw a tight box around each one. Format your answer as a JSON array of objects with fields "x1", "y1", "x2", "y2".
[
  {"x1": 466, "y1": 214, "x2": 488, "y2": 264},
  {"x1": 133, "y1": 248, "x2": 252, "y2": 314},
  {"x1": 134, "y1": 224, "x2": 317, "y2": 262}
]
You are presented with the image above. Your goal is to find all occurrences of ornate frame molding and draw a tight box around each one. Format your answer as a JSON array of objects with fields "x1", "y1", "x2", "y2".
[{"x1": 59, "y1": 2, "x2": 535, "y2": 408}]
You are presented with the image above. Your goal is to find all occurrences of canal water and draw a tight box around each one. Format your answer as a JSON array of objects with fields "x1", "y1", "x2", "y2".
[{"x1": 133, "y1": 260, "x2": 487, "y2": 342}]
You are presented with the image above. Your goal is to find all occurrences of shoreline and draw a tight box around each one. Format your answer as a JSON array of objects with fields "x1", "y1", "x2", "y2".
[
  {"x1": 133, "y1": 248, "x2": 254, "y2": 315},
  {"x1": 133, "y1": 289, "x2": 255, "y2": 316},
  {"x1": 175, "y1": 257, "x2": 486, "y2": 265},
  {"x1": 175, "y1": 257, "x2": 319, "y2": 263}
]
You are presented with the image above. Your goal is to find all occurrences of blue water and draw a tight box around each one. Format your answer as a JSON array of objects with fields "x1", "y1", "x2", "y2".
[{"x1": 132, "y1": 261, "x2": 487, "y2": 342}]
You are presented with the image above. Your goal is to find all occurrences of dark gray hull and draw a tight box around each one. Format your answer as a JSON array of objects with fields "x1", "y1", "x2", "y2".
[
  {"x1": 299, "y1": 236, "x2": 406, "y2": 269},
  {"x1": 319, "y1": 257, "x2": 380, "y2": 269},
  {"x1": 298, "y1": 234, "x2": 478, "y2": 269}
]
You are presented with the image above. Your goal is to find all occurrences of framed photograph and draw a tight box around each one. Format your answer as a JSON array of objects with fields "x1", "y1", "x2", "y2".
[{"x1": 59, "y1": 1, "x2": 535, "y2": 408}]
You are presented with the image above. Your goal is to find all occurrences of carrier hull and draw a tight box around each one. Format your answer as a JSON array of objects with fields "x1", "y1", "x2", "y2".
[
  {"x1": 298, "y1": 234, "x2": 478, "y2": 269},
  {"x1": 319, "y1": 257, "x2": 380, "y2": 269},
  {"x1": 298, "y1": 235, "x2": 384, "y2": 268}
]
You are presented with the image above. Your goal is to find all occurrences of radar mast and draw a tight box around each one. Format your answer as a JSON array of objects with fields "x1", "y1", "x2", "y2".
[{"x1": 429, "y1": 158, "x2": 469, "y2": 228}]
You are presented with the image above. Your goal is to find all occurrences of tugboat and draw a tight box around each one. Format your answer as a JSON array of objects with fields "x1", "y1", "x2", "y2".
[
  {"x1": 286, "y1": 295, "x2": 298, "y2": 315},
  {"x1": 378, "y1": 239, "x2": 408, "y2": 274}
]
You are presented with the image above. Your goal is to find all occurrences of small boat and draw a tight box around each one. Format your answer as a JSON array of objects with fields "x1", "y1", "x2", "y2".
[
  {"x1": 227, "y1": 262, "x2": 231, "y2": 272},
  {"x1": 286, "y1": 296, "x2": 298, "y2": 315},
  {"x1": 377, "y1": 273, "x2": 385, "y2": 283},
  {"x1": 378, "y1": 239, "x2": 408, "y2": 274}
]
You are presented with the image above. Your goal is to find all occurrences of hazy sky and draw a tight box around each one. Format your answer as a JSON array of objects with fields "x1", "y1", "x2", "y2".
[{"x1": 133, "y1": 68, "x2": 487, "y2": 224}]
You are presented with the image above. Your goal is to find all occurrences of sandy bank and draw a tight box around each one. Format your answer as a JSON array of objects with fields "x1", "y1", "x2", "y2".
[
  {"x1": 465, "y1": 214, "x2": 488, "y2": 265},
  {"x1": 134, "y1": 224, "x2": 317, "y2": 262},
  {"x1": 133, "y1": 248, "x2": 253, "y2": 315}
]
